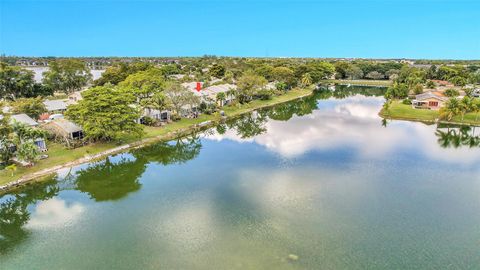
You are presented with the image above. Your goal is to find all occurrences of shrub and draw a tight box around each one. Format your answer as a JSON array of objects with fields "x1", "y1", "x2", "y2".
[
  {"x1": 426, "y1": 80, "x2": 435, "y2": 89},
  {"x1": 444, "y1": 88, "x2": 460, "y2": 97},
  {"x1": 142, "y1": 116, "x2": 156, "y2": 126},
  {"x1": 413, "y1": 84, "x2": 423, "y2": 95},
  {"x1": 402, "y1": 99, "x2": 412, "y2": 105},
  {"x1": 255, "y1": 89, "x2": 274, "y2": 100}
]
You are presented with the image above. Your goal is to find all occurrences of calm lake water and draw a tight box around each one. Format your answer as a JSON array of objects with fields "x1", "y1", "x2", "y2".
[{"x1": 1, "y1": 86, "x2": 480, "y2": 269}]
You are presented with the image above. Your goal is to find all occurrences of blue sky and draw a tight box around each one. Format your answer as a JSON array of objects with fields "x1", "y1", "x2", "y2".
[{"x1": 1, "y1": 0, "x2": 479, "y2": 59}]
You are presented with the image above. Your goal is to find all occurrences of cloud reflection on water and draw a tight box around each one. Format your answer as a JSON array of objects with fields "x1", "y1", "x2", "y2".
[
  {"x1": 206, "y1": 95, "x2": 480, "y2": 165},
  {"x1": 26, "y1": 198, "x2": 85, "y2": 229}
]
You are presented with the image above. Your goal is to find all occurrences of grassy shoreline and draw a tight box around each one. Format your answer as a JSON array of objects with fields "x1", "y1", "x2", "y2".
[
  {"x1": 380, "y1": 100, "x2": 480, "y2": 126},
  {"x1": 0, "y1": 87, "x2": 314, "y2": 192}
]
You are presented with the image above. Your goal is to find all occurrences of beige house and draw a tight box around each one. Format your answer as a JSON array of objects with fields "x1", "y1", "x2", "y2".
[
  {"x1": 42, "y1": 118, "x2": 84, "y2": 148},
  {"x1": 412, "y1": 91, "x2": 448, "y2": 110}
]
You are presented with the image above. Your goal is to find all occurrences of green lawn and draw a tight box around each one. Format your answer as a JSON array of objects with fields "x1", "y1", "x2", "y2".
[
  {"x1": 0, "y1": 87, "x2": 314, "y2": 187},
  {"x1": 380, "y1": 100, "x2": 480, "y2": 125}
]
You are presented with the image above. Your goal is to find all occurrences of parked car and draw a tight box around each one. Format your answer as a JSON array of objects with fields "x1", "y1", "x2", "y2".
[{"x1": 48, "y1": 114, "x2": 64, "y2": 121}]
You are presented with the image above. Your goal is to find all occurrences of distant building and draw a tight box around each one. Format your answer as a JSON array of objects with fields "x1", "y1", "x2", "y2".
[{"x1": 431, "y1": 80, "x2": 454, "y2": 87}]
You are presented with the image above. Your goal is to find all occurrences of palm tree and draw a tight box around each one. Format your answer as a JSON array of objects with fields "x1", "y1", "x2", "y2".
[
  {"x1": 459, "y1": 96, "x2": 473, "y2": 121},
  {"x1": 440, "y1": 98, "x2": 461, "y2": 121},
  {"x1": 472, "y1": 99, "x2": 480, "y2": 122},
  {"x1": 216, "y1": 92, "x2": 226, "y2": 107},
  {"x1": 382, "y1": 99, "x2": 392, "y2": 117},
  {"x1": 300, "y1": 73, "x2": 312, "y2": 87}
]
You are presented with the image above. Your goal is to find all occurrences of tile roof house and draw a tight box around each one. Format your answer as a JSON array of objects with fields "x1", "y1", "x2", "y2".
[{"x1": 412, "y1": 91, "x2": 448, "y2": 110}]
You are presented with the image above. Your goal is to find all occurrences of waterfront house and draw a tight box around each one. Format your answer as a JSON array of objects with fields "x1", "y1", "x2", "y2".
[
  {"x1": 412, "y1": 91, "x2": 448, "y2": 110},
  {"x1": 5, "y1": 114, "x2": 47, "y2": 151},
  {"x1": 140, "y1": 108, "x2": 171, "y2": 124},
  {"x1": 42, "y1": 118, "x2": 84, "y2": 147},
  {"x1": 201, "y1": 84, "x2": 237, "y2": 106}
]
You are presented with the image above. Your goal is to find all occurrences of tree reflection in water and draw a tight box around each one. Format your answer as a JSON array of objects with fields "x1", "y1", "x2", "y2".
[
  {"x1": 0, "y1": 137, "x2": 204, "y2": 254},
  {"x1": 436, "y1": 125, "x2": 480, "y2": 149},
  {"x1": 0, "y1": 179, "x2": 59, "y2": 254},
  {"x1": 133, "y1": 136, "x2": 202, "y2": 165},
  {"x1": 75, "y1": 137, "x2": 203, "y2": 202},
  {"x1": 74, "y1": 156, "x2": 147, "y2": 202}
]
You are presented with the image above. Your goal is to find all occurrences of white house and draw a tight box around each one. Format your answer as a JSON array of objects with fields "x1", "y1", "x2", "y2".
[
  {"x1": 201, "y1": 84, "x2": 237, "y2": 106},
  {"x1": 8, "y1": 114, "x2": 47, "y2": 151},
  {"x1": 43, "y1": 99, "x2": 68, "y2": 113},
  {"x1": 10, "y1": 114, "x2": 39, "y2": 126}
]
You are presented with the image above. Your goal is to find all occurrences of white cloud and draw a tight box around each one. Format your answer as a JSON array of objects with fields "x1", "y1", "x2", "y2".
[
  {"x1": 26, "y1": 198, "x2": 85, "y2": 229},
  {"x1": 205, "y1": 96, "x2": 480, "y2": 165}
]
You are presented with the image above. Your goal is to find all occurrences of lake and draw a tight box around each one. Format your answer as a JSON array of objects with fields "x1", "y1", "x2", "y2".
[
  {"x1": 24, "y1": 67, "x2": 105, "y2": 83},
  {"x1": 1, "y1": 86, "x2": 479, "y2": 269}
]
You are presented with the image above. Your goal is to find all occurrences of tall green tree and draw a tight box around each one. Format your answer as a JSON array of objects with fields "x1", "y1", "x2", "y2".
[
  {"x1": 0, "y1": 63, "x2": 38, "y2": 100},
  {"x1": 94, "y1": 62, "x2": 153, "y2": 86},
  {"x1": 272, "y1": 66, "x2": 296, "y2": 88},
  {"x1": 440, "y1": 98, "x2": 461, "y2": 121},
  {"x1": 119, "y1": 67, "x2": 166, "y2": 110},
  {"x1": 459, "y1": 96, "x2": 474, "y2": 121},
  {"x1": 11, "y1": 97, "x2": 47, "y2": 119},
  {"x1": 16, "y1": 141, "x2": 41, "y2": 165},
  {"x1": 163, "y1": 81, "x2": 200, "y2": 115},
  {"x1": 0, "y1": 115, "x2": 14, "y2": 164},
  {"x1": 65, "y1": 85, "x2": 143, "y2": 141},
  {"x1": 208, "y1": 64, "x2": 226, "y2": 78},
  {"x1": 236, "y1": 70, "x2": 267, "y2": 103},
  {"x1": 307, "y1": 61, "x2": 335, "y2": 83},
  {"x1": 42, "y1": 59, "x2": 92, "y2": 94},
  {"x1": 300, "y1": 73, "x2": 312, "y2": 87}
]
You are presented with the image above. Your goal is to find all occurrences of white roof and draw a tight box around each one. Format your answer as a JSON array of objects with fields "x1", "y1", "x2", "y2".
[
  {"x1": 48, "y1": 118, "x2": 82, "y2": 133},
  {"x1": 181, "y1": 82, "x2": 205, "y2": 97},
  {"x1": 181, "y1": 82, "x2": 236, "y2": 100},
  {"x1": 181, "y1": 82, "x2": 203, "y2": 91},
  {"x1": 44, "y1": 99, "x2": 68, "y2": 111},
  {"x1": 415, "y1": 91, "x2": 448, "y2": 102},
  {"x1": 170, "y1": 74, "x2": 185, "y2": 80},
  {"x1": 11, "y1": 114, "x2": 38, "y2": 126},
  {"x1": 201, "y1": 84, "x2": 237, "y2": 99}
]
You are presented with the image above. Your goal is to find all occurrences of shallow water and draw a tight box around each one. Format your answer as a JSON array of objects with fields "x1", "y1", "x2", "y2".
[{"x1": 1, "y1": 86, "x2": 479, "y2": 269}]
